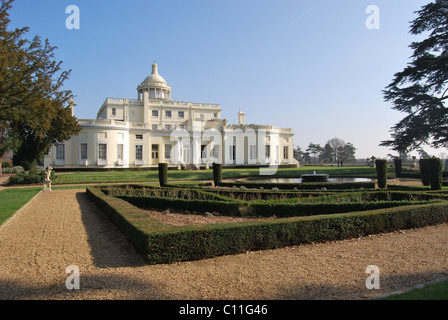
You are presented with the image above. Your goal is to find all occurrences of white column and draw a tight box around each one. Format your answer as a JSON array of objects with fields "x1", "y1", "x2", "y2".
[
  {"x1": 271, "y1": 130, "x2": 280, "y2": 165},
  {"x1": 192, "y1": 137, "x2": 200, "y2": 165},
  {"x1": 143, "y1": 90, "x2": 149, "y2": 124}
]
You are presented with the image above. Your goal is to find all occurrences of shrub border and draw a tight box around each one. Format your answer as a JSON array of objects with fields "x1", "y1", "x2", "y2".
[
  {"x1": 86, "y1": 186, "x2": 448, "y2": 265},
  {"x1": 217, "y1": 181, "x2": 376, "y2": 190}
]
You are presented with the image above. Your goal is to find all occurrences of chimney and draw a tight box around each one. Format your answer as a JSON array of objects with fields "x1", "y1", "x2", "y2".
[{"x1": 238, "y1": 110, "x2": 245, "y2": 125}]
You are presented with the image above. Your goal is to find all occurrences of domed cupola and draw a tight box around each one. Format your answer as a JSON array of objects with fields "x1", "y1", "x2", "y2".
[{"x1": 137, "y1": 62, "x2": 172, "y2": 100}]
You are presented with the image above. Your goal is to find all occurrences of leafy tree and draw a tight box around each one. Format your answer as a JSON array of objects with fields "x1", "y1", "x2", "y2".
[
  {"x1": 302, "y1": 151, "x2": 311, "y2": 164},
  {"x1": 380, "y1": 0, "x2": 448, "y2": 153},
  {"x1": 0, "y1": 0, "x2": 80, "y2": 173},
  {"x1": 320, "y1": 143, "x2": 334, "y2": 163},
  {"x1": 306, "y1": 143, "x2": 323, "y2": 164},
  {"x1": 338, "y1": 142, "x2": 357, "y2": 162},
  {"x1": 321, "y1": 138, "x2": 356, "y2": 163},
  {"x1": 293, "y1": 146, "x2": 304, "y2": 164},
  {"x1": 327, "y1": 138, "x2": 345, "y2": 162}
]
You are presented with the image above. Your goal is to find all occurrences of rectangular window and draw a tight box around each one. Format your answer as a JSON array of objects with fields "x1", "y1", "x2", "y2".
[
  {"x1": 117, "y1": 144, "x2": 124, "y2": 160},
  {"x1": 98, "y1": 144, "x2": 107, "y2": 160},
  {"x1": 283, "y1": 146, "x2": 289, "y2": 159},
  {"x1": 250, "y1": 145, "x2": 256, "y2": 160},
  {"x1": 165, "y1": 124, "x2": 172, "y2": 130},
  {"x1": 152, "y1": 110, "x2": 158, "y2": 117},
  {"x1": 56, "y1": 144, "x2": 65, "y2": 161},
  {"x1": 214, "y1": 113, "x2": 218, "y2": 118},
  {"x1": 265, "y1": 145, "x2": 271, "y2": 159},
  {"x1": 152, "y1": 124, "x2": 158, "y2": 130},
  {"x1": 165, "y1": 110, "x2": 171, "y2": 118},
  {"x1": 151, "y1": 144, "x2": 159, "y2": 159},
  {"x1": 80, "y1": 143, "x2": 88, "y2": 160},
  {"x1": 135, "y1": 134, "x2": 143, "y2": 140},
  {"x1": 112, "y1": 108, "x2": 116, "y2": 116},
  {"x1": 135, "y1": 145, "x2": 143, "y2": 161},
  {"x1": 165, "y1": 144, "x2": 172, "y2": 159},
  {"x1": 229, "y1": 145, "x2": 235, "y2": 161},
  {"x1": 178, "y1": 111, "x2": 184, "y2": 118}
]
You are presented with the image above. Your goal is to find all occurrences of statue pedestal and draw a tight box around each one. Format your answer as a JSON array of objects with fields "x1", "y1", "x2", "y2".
[{"x1": 43, "y1": 180, "x2": 52, "y2": 192}]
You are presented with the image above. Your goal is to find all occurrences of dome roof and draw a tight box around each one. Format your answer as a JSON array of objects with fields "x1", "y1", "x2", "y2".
[{"x1": 139, "y1": 62, "x2": 169, "y2": 88}]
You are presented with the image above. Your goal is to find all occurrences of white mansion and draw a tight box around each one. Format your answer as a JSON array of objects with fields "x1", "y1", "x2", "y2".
[{"x1": 44, "y1": 62, "x2": 297, "y2": 169}]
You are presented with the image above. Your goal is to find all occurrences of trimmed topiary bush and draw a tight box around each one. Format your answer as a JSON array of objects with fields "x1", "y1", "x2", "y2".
[
  {"x1": 375, "y1": 159, "x2": 388, "y2": 189},
  {"x1": 158, "y1": 163, "x2": 168, "y2": 187},
  {"x1": 419, "y1": 158, "x2": 431, "y2": 186},
  {"x1": 428, "y1": 157, "x2": 442, "y2": 190},
  {"x1": 213, "y1": 163, "x2": 222, "y2": 186},
  {"x1": 394, "y1": 158, "x2": 402, "y2": 177}
]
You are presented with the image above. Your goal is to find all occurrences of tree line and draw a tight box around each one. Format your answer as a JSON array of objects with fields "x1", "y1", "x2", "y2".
[{"x1": 294, "y1": 137, "x2": 356, "y2": 165}]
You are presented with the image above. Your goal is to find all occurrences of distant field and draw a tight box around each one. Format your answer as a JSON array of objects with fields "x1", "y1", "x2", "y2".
[
  {"x1": 51, "y1": 166, "x2": 386, "y2": 185},
  {"x1": 0, "y1": 188, "x2": 41, "y2": 225}
]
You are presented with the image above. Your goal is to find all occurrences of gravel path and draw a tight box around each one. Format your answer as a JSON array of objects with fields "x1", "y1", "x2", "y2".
[{"x1": 0, "y1": 189, "x2": 447, "y2": 300}]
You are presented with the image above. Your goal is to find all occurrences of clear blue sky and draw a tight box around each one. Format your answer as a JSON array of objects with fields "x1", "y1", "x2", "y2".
[{"x1": 8, "y1": 0, "x2": 440, "y2": 159}]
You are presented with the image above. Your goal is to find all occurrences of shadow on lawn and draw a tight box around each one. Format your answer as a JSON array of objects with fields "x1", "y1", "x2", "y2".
[{"x1": 76, "y1": 192, "x2": 147, "y2": 269}]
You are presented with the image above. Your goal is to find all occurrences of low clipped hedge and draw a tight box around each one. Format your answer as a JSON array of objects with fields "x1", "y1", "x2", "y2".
[
  {"x1": 87, "y1": 187, "x2": 448, "y2": 265},
  {"x1": 103, "y1": 186, "x2": 445, "y2": 218},
  {"x1": 116, "y1": 193, "x2": 440, "y2": 218},
  {"x1": 218, "y1": 181, "x2": 376, "y2": 190}
]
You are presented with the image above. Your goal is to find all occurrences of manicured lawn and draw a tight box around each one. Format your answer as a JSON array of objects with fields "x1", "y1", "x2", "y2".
[
  {"x1": 52, "y1": 166, "x2": 383, "y2": 185},
  {"x1": 0, "y1": 188, "x2": 41, "y2": 225},
  {"x1": 381, "y1": 278, "x2": 448, "y2": 300}
]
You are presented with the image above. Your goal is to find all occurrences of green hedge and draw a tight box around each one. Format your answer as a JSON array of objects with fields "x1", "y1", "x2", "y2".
[
  {"x1": 394, "y1": 158, "x2": 402, "y2": 177},
  {"x1": 375, "y1": 159, "x2": 388, "y2": 189},
  {"x1": 428, "y1": 158, "x2": 443, "y2": 191},
  {"x1": 87, "y1": 187, "x2": 448, "y2": 265},
  {"x1": 105, "y1": 186, "x2": 444, "y2": 218},
  {"x1": 114, "y1": 193, "x2": 438, "y2": 218},
  {"x1": 213, "y1": 163, "x2": 223, "y2": 186},
  {"x1": 118, "y1": 195, "x2": 243, "y2": 216},
  {"x1": 420, "y1": 159, "x2": 431, "y2": 186},
  {"x1": 218, "y1": 181, "x2": 376, "y2": 190},
  {"x1": 158, "y1": 163, "x2": 168, "y2": 187}
]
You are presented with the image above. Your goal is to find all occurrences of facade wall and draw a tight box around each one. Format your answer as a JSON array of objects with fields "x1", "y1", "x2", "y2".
[{"x1": 44, "y1": 66, "x2": 296, "y2": 169}]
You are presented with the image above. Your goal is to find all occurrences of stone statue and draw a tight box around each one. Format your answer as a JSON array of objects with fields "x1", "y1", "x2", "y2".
[{"x1": 45, "y1": 165, "x2": 53, "y2": 182}]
